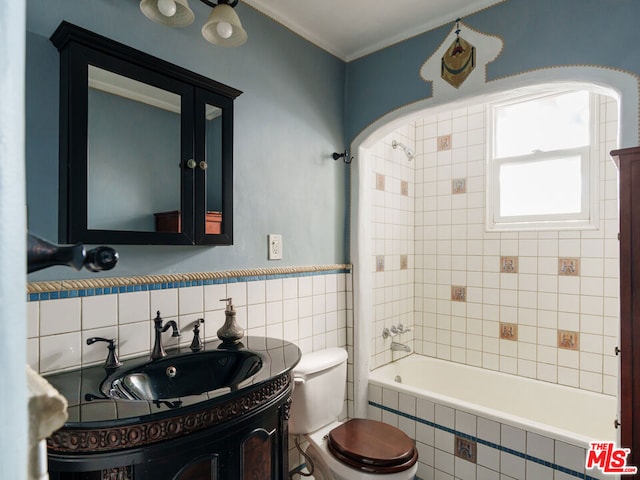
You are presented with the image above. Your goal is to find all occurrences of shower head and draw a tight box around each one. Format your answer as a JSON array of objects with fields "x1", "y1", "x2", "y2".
[{"x1": 392, "y1": 140, "x2": 415, "y2": 160}]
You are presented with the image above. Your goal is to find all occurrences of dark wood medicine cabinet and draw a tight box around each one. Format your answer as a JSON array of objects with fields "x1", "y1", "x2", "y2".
[
  {"x1": 50, "y1": 21, "x2": 242, "y2": 246},
  {"x1": 611, "y1": 145, "x2": 640, "y2": 466}
]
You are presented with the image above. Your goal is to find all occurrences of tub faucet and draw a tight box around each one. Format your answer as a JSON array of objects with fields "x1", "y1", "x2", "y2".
[
  {"x1": 151, "y1": 311, "x2": 180, "y2": 360},
  {"x1": 391, "y1": 341, "x2": 411, "y2": 353}
]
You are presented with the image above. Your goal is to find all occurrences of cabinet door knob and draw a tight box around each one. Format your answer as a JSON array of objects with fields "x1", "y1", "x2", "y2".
[
  {"x1": 199, "y1": 161, "x2": 208, "y2": 170},
  {"x1": 186, "y1": 159, "x2": 197, "y2": 169}
]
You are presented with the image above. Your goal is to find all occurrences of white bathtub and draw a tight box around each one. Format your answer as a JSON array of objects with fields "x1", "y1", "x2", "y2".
[
  {"x1": 369, "y1": 354, "x2": 616, "y2": 446},
  {"x1": 369, "y1": 354, "x2": 618, "y2": 480}
]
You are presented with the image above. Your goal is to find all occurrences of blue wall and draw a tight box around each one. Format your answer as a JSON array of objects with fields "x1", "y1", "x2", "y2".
[
  {"x1": 345, "y1": 0, "x2": 640, "y2": 144},
  {"x1": 25, "y1": 0, "x2": 347, "y2": 281},
  {"x1": 26, "y1": 0, "x2": 640, "y2": 282}
]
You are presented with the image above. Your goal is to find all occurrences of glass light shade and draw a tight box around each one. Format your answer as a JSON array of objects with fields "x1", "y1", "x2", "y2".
[
  {"x1": 201, "y1": 4, "x2": 247, "y2": 47},
  {"x1": 140, "y1": 0, "x2": 195, "y2": 27},
  {"x1": 157, "y1": 0, "x2": 177, "y2": 17}
]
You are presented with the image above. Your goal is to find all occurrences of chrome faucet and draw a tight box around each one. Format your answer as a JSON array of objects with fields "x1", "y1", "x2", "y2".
[
  {"x1": 151, "y1": 311, "x2": 180, "y2": 360},
  {"x1": 391, "y1": 341, "x2": 411, "y2": 353}
]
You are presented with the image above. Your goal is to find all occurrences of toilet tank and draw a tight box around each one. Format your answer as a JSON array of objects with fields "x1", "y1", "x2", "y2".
[{"x1": 289, "y1": 348, "x2": 348, "y2": 435}]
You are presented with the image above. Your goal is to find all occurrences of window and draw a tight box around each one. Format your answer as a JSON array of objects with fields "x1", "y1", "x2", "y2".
[{"x1": 487, "y1": 90, "x2": 598, "y2": 231}]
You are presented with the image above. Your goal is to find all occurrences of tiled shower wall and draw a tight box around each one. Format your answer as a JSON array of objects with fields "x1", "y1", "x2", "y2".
[
  {"x1": 371, "y1": 94, "x2": 620, "y2": 396},
  {"x1": 370, "y1": 125, "x2": 417, "y2": 367}
]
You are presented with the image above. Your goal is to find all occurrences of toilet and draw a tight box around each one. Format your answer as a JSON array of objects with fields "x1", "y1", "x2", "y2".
[{"x1": 289, "y1": 348, "x2": 418, "y2": 480}]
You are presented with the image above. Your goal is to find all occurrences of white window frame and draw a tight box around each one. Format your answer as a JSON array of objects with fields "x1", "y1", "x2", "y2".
[{"x1": 486, "y1": 91, "x2": 599, "y2": 232}]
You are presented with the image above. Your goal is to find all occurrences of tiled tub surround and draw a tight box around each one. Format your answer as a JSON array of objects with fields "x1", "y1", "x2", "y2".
[
  {"x1": 369, "y1": 94, "x2": 620, "y2": 397},
  {"x1": 370, "y1": 124, "x2": 417, "y2": 367},
  {"x1": 368, "y1": 356, "x2": 617, "y2": 480}
]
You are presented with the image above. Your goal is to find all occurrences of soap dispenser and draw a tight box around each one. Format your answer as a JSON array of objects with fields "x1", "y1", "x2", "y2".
[{"x1": 217, "y1": 298, "x2": 244, "y2": 345}]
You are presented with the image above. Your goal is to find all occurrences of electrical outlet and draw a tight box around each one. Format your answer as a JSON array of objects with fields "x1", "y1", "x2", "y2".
[{"x1": 268, "y1": 234, "x2": 282, "y2": 260}]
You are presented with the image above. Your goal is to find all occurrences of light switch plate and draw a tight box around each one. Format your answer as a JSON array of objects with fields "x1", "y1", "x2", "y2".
[{"x1": 268, "y1": 234, "x2": 282, "y2": 260}]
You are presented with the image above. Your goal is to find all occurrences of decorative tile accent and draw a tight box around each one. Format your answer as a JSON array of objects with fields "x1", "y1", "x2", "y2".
[
  {"x1": 500, "y1": 322, "x2": 518, "y2": 341},
  {"x1": 27, "y1": 265, "x2": 352, "y2": 300},
  {"x1": 401, "y1": 180, "x2": 409, "y2": 196},
  {"x1": 400, "y1": 255, "x2": 408, "y2": 270},
  {"x1": 452, "y1": 178, "x2": 466, "y2": 194},
  {"x1": 500, "y1": 256, "x2": 518, "y2": 273},
  {"x1": 558, "y1": 330, "x2": 580, "y2": 350},
  {"x1": 455, "y1": 435, "x2": 477, "y2": 463},
  {"x1": 437, "y1": 134, "x2": 452, "y2": 151},
  {"x1": 376, "y1": 256, "x2": 385, "y2": 272},
  {"x1": 558, "y1": 258, "x2": 580, "y2": 276},
  {"x1": 376, "y1": 173, "x2": 385, "y2": 191},
  {"x1": 451, "y1": 286, "x2": 466, "y2": 302}
]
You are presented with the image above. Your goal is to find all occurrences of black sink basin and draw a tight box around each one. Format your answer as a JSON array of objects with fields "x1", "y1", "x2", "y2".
[{"x1": 101, "y1": 350, "x2": 263, "y2": 401}]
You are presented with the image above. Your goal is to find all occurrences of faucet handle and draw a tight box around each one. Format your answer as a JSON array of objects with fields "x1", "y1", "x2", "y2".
[
  {"x1": 190, "y1": 319, "x2": 204, "y2": 352},
  {"x1": 86, "y1": 337, "x2": 122, "y2": 369},
  {"x1": 397, "y1": 323, "x2": 411, "y2": 334},
  {"x1": 382, "y1": 327, "x2": 397, "y2": 339}
]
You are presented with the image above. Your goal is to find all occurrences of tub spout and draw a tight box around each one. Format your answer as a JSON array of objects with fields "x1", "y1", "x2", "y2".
[{"x1": 391, "y1": 341, "x2": 411, "y2": 353}]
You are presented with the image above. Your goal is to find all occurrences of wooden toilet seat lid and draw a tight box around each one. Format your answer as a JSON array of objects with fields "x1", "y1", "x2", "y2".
[{"x1": 327, "y1": 419, "x2": 418, "y2": 474}]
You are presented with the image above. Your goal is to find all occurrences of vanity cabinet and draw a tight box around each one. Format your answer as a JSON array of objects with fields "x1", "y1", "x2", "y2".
[
  {"x1": 48, "y1": 397, "x2": 290, "y2": 480},
  {"x1": 45, "y1": 338, "x2": 300, "y2": 480},
  {"x1": 611, "y1": 146, "x2": 640, "y2": 466},
  {"x1": 50, "y1": 22, "x2": 241, "y2": 245}
]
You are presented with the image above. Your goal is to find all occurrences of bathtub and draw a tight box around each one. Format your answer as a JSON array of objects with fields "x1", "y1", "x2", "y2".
[{"x1": 368, "y1": 355, "x2": 618, "y2": 480}]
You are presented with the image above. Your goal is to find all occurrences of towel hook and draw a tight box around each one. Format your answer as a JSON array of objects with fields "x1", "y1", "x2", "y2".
[{"x1": 332, "y1": 150, "x2": 353, "y2": 164}]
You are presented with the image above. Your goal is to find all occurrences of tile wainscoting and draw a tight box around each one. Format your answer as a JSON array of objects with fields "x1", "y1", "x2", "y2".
[{"x1": 28, "y1": 264, "x2": 354, "y2": 475}]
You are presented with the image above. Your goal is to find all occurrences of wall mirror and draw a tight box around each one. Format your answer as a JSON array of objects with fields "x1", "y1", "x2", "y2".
[{"x1": 51, "y1": 21, "x2": 241, "y2": 245}]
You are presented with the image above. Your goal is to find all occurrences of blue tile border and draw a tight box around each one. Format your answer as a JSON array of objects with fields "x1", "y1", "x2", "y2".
[
  {"x1": 369, "y1": 401, "x2": 599, "y2": 480},
  {"x1": 27, "y1": 265, "x2": 352, "y2": 302}
]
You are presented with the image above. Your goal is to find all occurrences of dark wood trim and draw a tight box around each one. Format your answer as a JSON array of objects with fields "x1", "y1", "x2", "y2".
[
  {"x1": 611, "y1": 145, "x2": 640, "y2": 466},
  {"x1": 50, "y1": 21, "x2": 242, "y2": 99},
  {"x1": 47, "y1": 373, "x2": 291, "y2": 454}
]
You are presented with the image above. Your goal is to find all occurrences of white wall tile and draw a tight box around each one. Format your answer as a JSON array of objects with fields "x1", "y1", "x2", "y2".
[
  {"x1": 118, "y1": 320, "x2": 151, "y2": 358},
  {"x1": 265, "y1": 279, "x2": 283, "y2": 302},
  {"x1": 40, "y1": 298, "x2": 81, "y2": 336},
  {"x1": 150, "y1": 289, "x2": 178, "y2": 318},
  {"x1": 82, "y1": 294, "x2": 118, "y2": 330},
  {"x1": 526, "y1": 432, "x2": 554, "y2": 463},
  {"x1": 500, "y1": 452, "x2": 525, "y2": 479},
  {"x1": 178, "y1": 286, "x2": 203, "y2": 315},
  {"x1": 434, "y1": 448, "x2": 455, "y2": 475},
  {"x1": 203, "y1": 284, "x2": 226, "y2": 311},
  {"x1": 282, "y1": 277, "x2": 298, "y2": 299},
  {"x1": 118, "y1": 291, "x2": 150, "y2": 324},
  {"x1": 525, "y1": 461, "x2": 554, "y2": 480},
  {"x1": 555, "y1": 441, "x2": 585, "y2": 473},
  {"x1": 247, "y1": 280, "x2": 266, "y2": 305},
  {"x1": 225, "y1": 282, "x2": 247, "y2": 306},
  {"x1": 40, "y1": 332, "x2": 81, "y2": 373},
  {"x1": 26, "y1": 338, "x2": 39, "y2": 371},
  {"x1": 455, "y1": 410, "x2": 476, "y2": 436},
  {"x1": 27, "y1": 301, "x2": 39, "y2": 338}
]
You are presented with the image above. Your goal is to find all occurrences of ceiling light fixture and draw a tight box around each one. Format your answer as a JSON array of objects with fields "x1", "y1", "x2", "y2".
[{"x1": 139, "y1": 0, "x2": 247, "y2": 47}]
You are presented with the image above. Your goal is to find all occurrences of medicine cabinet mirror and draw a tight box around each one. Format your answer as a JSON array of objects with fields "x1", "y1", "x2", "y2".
[{"x1": 50, "y1": 21, "x2": 241, "y2": 245}]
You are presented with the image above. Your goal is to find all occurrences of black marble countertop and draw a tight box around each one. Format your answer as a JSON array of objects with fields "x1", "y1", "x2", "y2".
[{"x1": 44, "y1": 336, "x2": 301, "y2": 428}]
